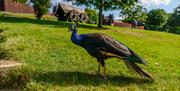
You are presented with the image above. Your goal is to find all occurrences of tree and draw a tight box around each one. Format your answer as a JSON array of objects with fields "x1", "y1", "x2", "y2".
[
  {"x1": 167, "y1": 4, "x2": 180, "y2": 34},
  {"x1": 145, "y1": 9, "x2": 168, "y2": 31},
  {"x1": 120, "y1": 3, "x2": 147, "y2": 22},
  {"x1": 64, "y1": 0, "x2": 138, "y2": 28},
  {"x1": 85, "y1": 8, "x2": 98, "y2": 24},
  {"x1": 168, "y1": 5, "x2": 180, "y2": 26},
  {"x1": 30, "y1": 0, "x2": 51, "y2": 20}
]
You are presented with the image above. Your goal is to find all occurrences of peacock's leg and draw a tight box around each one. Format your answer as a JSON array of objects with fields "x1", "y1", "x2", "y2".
[
  {"x1": 97, "y1": 61, "x2": 101, "y2": 77},
  {"x1": 102, "y1": 65, "x2": 106, "y2": 80},
  {"x1": 100, "y1": 60, "x2": 106, "y2": 80}
]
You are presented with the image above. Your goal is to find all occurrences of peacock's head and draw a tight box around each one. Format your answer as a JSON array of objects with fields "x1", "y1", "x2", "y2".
[
  {"x1": 69, "y1": 24, "x2": 77, "y2": 32},
  {"x1": 69, "y1": 21, "x2": 78, "y2": 32}
]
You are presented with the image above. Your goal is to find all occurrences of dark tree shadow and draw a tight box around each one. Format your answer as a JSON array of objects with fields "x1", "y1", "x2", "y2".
[
  {"x1": 33, "y1": 71, "x2": 153, "y2": 87},
  {"x1": 0, "y1": 16, "x2": 108, "y2": 30}
]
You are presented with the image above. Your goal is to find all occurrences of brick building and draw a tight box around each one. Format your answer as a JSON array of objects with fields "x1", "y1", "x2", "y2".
[{"x1": 0, "y1": 0, "x2": 34, "y2": 13}]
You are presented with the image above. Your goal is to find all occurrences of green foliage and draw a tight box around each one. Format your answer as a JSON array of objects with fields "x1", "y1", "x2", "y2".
[
  {"x1": 121, "y1": 3, "x2": 147, "y2": 22},
  {"x1": 146, "y1": 9, "x2": 168, "y2": 26},
  {"x1": 66, "y1": 0, "x2": 137, "y2": 10},
  {"x1": 64, "y1": 0, "x2": 138, "y2": 27},
  {"x1": 168, "y1": 5, "x2": 180, "y2": 26},
  {"x1": 85, "y1": 8, "x2": 98, "y2": 24},
  {"x1": 0, "y1": 13, "x2": 180, "y2": 90},
  {"x1": 13, "y1": 0, "x2": 28, "y2": 4},
  {"x1": 167, "y1": 5, "x2": 180, "y2": 34},
  {"x1": 30, "y1": 0, "x2": 50, "y2": 20},
  {"x1": 145, "y1": 9, "x2": 168, "y2": 31},
  {"x1": 170, "y1": 27, "x2": 180, "y2": 34}
]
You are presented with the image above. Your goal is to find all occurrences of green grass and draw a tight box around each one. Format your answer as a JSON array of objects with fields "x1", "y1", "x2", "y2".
[{"x1": 0, "y1": 12, "x2": 180, "y2": 91}]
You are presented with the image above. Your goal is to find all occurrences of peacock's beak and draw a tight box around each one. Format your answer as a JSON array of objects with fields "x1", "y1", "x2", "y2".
[{"x1": 69, "y1": 24, "x2": 75, "y2": 32}]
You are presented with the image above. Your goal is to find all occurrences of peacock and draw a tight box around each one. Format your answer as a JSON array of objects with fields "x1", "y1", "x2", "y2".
[{"x1": 69, "y1": 23, "x2": 153, "y2": 80}]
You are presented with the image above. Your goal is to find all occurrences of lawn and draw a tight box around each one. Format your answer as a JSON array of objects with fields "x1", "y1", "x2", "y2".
[{"x1": 0, "y1": 12, "x2": 180, "y2": 91}]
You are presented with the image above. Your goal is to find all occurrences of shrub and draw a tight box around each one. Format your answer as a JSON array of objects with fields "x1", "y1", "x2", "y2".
[
  {"x1": 145, "y1": 9, "x2": 168, "y2": 31},
  {"x1": 166, "y1": 5, "x2": 180, "y2": 34},
  {"x1": 30, "y1": 0, "x2": 51, "y2": 20}
]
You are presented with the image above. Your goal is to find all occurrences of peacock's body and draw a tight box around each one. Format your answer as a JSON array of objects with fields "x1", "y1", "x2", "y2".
[{"x1": 69, "y1": 24, "x2": 153, "y2": 80}]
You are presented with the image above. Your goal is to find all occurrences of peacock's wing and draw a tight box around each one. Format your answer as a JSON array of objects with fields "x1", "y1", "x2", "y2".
[
  {"x1": 80, "y1": 33, "x2": 130, "y2": 57},
  {"x1": 81, "y1": 33, "x2": 146, "y2": 64}
]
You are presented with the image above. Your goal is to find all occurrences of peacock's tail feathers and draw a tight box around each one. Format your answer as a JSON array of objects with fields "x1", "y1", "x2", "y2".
[{"x1": 124, "y1": 60, "x2": 153, "y2": 80}]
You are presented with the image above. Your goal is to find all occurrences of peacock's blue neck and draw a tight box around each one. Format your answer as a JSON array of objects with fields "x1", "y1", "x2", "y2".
[
  {"x1": 71, "y1": 29, "x2": 80, "y2": 44},
  {"x1": 71, "y1": 29, "x2": 87, "y2": 45}
]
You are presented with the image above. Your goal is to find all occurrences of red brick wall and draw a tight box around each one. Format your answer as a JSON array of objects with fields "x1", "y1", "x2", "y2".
[
  {"x1": 3, "y1": 0, "x2": 34, "y2": 13},
  {"x1": 113, "y1": 21, "x2": 132, "y2": 28},
  {"x1": 112, "y1": 21, "x2": 144, "y2": 30}
]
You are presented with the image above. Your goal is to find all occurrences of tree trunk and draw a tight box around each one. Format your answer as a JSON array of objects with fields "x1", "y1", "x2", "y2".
[{"x1": 98, "y1": 0, "x2": 104, "y2": 28}]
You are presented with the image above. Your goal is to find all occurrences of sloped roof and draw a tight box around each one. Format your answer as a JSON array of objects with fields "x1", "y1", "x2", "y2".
[{"x1": 59, "y1": 3, "x2": 85, "y2": 13}]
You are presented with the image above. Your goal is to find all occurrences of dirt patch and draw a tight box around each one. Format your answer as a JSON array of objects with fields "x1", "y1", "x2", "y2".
[{"x1": 0, "y1": 60, "x2": 23, "y2": 69}]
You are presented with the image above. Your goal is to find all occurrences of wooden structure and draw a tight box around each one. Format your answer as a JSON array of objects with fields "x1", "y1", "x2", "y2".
[
  {"x1": 103, "y1": 14, "x2": 114, "y2": 25},
  {"x1": 0, "y1": 0, "x2": 34, "y2": 13},
  {"x1": 53, "y1": 3, "x2": 89, "y2": 23}
]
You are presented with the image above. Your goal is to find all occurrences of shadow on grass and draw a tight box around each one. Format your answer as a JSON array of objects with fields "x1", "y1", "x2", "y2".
[
  {"x1": 33, "y1": 71, "x2": 153, "y2": 86},
  {"x1": 0, "y1": 16, "x2": 108, "y2": 30}
]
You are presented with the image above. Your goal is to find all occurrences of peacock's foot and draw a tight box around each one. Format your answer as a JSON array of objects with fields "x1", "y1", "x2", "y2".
[{"x1": 103, "y1": 75, "x2": 107, "y2": 80}]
